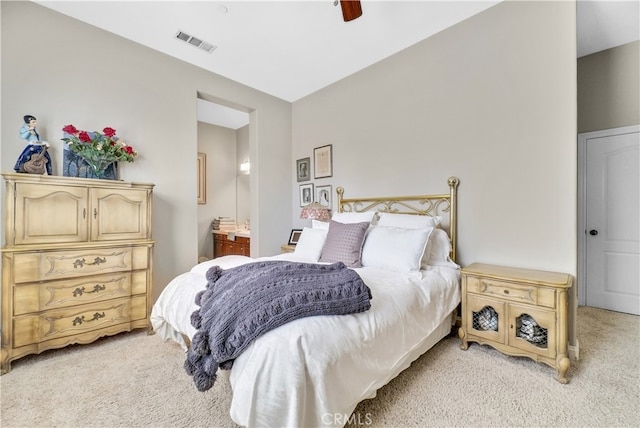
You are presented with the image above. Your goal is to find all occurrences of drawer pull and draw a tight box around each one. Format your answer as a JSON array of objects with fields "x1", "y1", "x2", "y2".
[
  {"x1": 72, "y1": 312, "x2": 106, "y2": 326},
  {"x1": 73, "y1": 257, "x2": 107, "y2": 268},
  {"x1": 503, "y1": 289, "x2": 510, "y2": 294},
  {"x1": 72, "y1": 284, "x2": 107, "y2": 297},
  {"x1": 83, "y1": 208, "x2": 86, "y2": 219}
]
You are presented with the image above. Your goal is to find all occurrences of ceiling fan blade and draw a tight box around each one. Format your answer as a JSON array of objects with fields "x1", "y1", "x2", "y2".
[{"x1": 340, "y1": 0, "x2": 362, "y2": 22}]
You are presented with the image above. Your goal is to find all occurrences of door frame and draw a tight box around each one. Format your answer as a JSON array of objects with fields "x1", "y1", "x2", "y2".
[{"x1": 577, "y1": 124, "x2": 640, "y2": 306}]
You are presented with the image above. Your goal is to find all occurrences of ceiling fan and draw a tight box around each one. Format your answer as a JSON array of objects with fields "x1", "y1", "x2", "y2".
[{"x1": 335, "y1": 0, "x2": 363, "y2": 22}]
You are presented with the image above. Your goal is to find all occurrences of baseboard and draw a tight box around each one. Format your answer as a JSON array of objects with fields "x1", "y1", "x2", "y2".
[{"x1": 569, "y1": 339, "x2": 580, "y2": 361}]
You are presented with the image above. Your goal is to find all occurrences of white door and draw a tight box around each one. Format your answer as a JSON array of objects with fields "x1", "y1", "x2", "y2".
[{"x1": 580, "y1": 126, "x2": 639, "y2": 315}]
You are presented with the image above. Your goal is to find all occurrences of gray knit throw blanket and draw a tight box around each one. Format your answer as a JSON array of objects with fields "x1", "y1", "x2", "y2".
[{"x1": 184, "y1": 260, "x2": 372, "y2": 392}]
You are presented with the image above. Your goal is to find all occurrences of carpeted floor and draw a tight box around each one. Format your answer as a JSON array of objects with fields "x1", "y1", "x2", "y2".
[{"x1": 1, "y1": 306, "x2": 638, "y2": 428}]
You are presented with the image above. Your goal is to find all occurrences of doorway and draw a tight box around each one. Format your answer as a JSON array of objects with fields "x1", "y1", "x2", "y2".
[
  {"x1": 578, "y1": 125, "x2": 640, "y2": 315},
  {"x1": 196, "y1": 96, "x2": 251, "y2": 260}
]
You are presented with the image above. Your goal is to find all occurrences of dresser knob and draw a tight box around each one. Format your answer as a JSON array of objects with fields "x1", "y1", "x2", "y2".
[{"x1": 503, "y1": 289, "x2": 510, "y2": 294}]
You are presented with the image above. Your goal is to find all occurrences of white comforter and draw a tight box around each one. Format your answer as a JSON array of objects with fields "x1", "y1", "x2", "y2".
[{"x1": 151, "y1": 254, "x2": 460, "y2": 428}]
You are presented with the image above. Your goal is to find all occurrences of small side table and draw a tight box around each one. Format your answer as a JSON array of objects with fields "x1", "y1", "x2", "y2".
[
  {"x1": 281, "y1": 244, "x2": 296, "y2": 254},
  {"x1": 458, "y1": 263, "x2": 573, "y2": 383}
]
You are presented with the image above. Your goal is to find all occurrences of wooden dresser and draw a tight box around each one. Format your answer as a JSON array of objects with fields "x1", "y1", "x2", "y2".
[
  {"x1": 213, "y1": 232, "x2": 250, "y2": 257},
  {"x1": 1, "y1": 173, "x2": 154, "y2": 374},
  {"x1": 458, "y1": 263, "x2": 573, "y2": 383}
]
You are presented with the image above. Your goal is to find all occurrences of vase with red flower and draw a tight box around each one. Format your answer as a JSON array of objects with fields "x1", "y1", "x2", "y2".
[{"x1": 61, "y1": 125, "x2": 137, "y2": 180}]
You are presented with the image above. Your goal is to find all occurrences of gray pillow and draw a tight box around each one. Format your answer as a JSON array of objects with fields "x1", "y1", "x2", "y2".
[{"x1": 319, "y1": 220, "x2": 370, "y2": 267}]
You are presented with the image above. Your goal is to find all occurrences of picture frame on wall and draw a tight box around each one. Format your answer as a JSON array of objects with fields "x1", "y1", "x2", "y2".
[
  {"x1": 313, "y1": 144, "x2": 332, "y2": 179},
  {"x1": 197, "y1": 152, "x2": 206, "y2": 204},
  {"x1": 299, "y1": 183, "x2": 314, "y2": 207},
  {"x1": 316, "y1": 185, "x2": 332, "y2": 209},
  {"x1": 288, "y1": 229, "x2": 303, "y2": 245},
  {"x1": 296, "y1": 157, "x2": 311, "y2": 182}
]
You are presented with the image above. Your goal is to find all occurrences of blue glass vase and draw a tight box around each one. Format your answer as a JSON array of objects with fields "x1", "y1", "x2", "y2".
[{"x1": 63, "y1": 149, "x2": 117, "y2": 180}]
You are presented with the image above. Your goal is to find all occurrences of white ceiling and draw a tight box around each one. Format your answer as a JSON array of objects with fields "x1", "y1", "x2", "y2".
[{"x1": 36, "y1": 0, "x2": 639, "y2": 129}]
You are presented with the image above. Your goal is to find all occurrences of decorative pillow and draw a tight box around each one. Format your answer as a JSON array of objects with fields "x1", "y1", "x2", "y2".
[
  {"x1": 361, "y1": 226, "x2": 432, "y2": 273},
  {"x1": 331, "y1": 211, "x2": 375, "y2": 224},
  {"x1": 293, "y1": 227, "x2": 328, "y2": 261},
  {"x1": 312, "y1": 219, "x2": 330, "y2": 230},
  {"x1": 426, "y1": 228, "x2": 458, "y2": 267},
  {"x1": 319, "y1": 220, "x2": 370, "y2": 267},
  {"x1": 377, "y1": 212, "x2": 441, "y2": 229}
]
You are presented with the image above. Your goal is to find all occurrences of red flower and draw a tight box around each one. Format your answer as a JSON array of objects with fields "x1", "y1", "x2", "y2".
[
  {"x1": 124, "y1": 146, "x2": 134, "y2": 154},
  {"x1": 103, "y1": 127, "x2": 116, "y2": 138},
  {"x1": 78, "y1": 131, "x2": 92, "y2": 143},
  {"x1": 62, "y1": 124, "x2": 78, "y2": 134}
]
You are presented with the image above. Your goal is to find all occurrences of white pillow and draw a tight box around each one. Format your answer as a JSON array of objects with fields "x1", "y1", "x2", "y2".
[
  {"x1": 331, "y1": 211, "x2": 375, "y2": 224},
  {"x1": 377, "y1": 212, "x2": 441, "y2": 229},
  {"x1": 312, "y1": 219, "x2": 330, "y2": 230},
  {"x1": 427, "y1": 228, "x2": 458, "y2": 268},
  {"x1": 293, "y1": 227, "x2": 328, "y2": 261},
  {"x1": 361, "y1": 226, "x2": 432, "y2": 273},
  {"x1": 376, "y1": 212, "x2": 441, "y2": 269}
]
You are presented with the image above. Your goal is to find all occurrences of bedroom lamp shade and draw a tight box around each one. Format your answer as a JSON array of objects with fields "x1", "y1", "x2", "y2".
[{"x1": 300, "y1": 202, "x2": 330, "y2": 221}]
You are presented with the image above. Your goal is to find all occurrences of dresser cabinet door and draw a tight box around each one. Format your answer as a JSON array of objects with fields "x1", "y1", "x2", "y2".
[
  {"x1": 507, "y1": 303, "x2": 557, "y2": 359},
  {"x1": 466, "y1": 294, "x2": 506, "y2": 343},
  {"x1": 91, "y1": 188, "x2": 150, "y2": 241},
  {"x1": 214, "y1": 236, "x2": 225, "y2": 258},
  {"x1": 14, "y1": 183, "x2": 89, "y2": 245}
]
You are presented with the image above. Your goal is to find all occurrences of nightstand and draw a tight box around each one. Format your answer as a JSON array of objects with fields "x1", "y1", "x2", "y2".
[
  {"x1": 280, "y1": 244, "x2": 296, "y2": 254},
  {"x1": 458, "y1": 263, "x2": 573, "y2": 383}
]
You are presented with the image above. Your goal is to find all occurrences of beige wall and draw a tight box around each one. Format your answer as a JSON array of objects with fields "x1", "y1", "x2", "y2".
[
  {"x1": 578, "y1": 41, "x2": 640, "y2": 133},
  {"x1": 0, "y1": 1, "x2": 292, "y2": 301},
  {"x1": 291, "y1": 0, "x2": 578, "y2": 345},
  {"x1": 293, "y1": 0, "x2": 577, "y2": 274},
  {"x1": 1, "y1": 1, "x2": 582, "y2": 344}
]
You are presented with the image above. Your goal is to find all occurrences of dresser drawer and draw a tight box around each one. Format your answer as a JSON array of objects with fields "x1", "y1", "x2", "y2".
[
  {"x1": 13, "y1": 271, "x2": 147, "y2": 316},
  {"x1": 12, "y1": 246, "x2": 149, "y2": 284},
  {"x1": 12, "y1": 295, "x2": 147, "y2": 348},
  {"x1": 466, "y1": 275, "x2": 556, "y2": 309}
]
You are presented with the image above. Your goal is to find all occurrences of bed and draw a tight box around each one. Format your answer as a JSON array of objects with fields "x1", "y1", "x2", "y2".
[{"x1": 151, "y1": 177, "x2": 461, "y2": 427}]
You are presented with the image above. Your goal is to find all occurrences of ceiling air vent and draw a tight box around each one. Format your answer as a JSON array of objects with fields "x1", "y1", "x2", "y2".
[{"x1": 175, "y1": 30, "x2": 217, "y2": 53}]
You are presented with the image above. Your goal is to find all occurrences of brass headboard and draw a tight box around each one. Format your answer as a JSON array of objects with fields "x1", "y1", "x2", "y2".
[{"x1": 336, "y1": 177, "x2": 460, "y2": 262}]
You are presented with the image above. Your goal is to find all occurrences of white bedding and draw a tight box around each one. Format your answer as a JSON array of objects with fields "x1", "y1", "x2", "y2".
[{"x1": 151, "y1": 253, "x2": 460, "y2": 427}]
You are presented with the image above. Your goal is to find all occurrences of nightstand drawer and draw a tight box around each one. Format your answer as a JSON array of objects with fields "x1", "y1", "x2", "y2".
[{"x1": 466, "y1": 276, "x2": 556, "y2": 309}]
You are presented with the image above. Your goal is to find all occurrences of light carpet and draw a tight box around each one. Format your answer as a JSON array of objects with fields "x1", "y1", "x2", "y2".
[{"x1": 1, "y1": 306, "x2": 638, "y2": 427}]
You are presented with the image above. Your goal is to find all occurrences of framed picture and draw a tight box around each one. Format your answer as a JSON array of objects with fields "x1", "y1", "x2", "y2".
[
  {"x1": 296, "y1": 157, "x2": 311, "y2": 182},
  {"x1": 288, "y1": 229, "x2": 303, "y2": 245},
  {"x1": 197, "y1": 152, "x2": 206, "y2": 204},
  {"x1": 299, "y1": 183, "x2": 314, "y2": 207},
  {"x1": 314, "y1": 144, "x2": 333, "y2": 179},
  {"x1": 316, "y1": 185, "x2": 332, "y2": 209}
]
